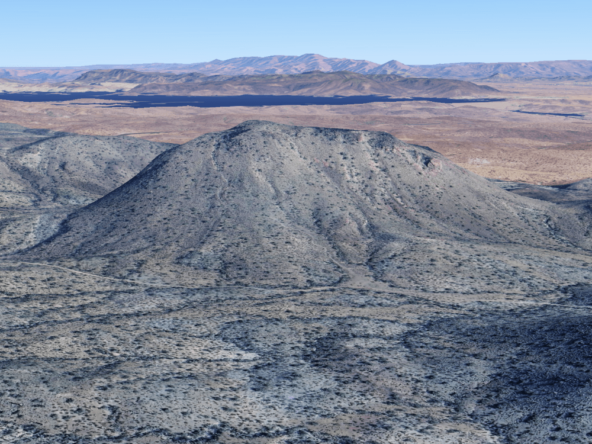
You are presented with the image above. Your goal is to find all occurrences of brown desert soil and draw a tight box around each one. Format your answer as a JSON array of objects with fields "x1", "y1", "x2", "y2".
[{"x1": 1, "y1": 80, "x2": 591, "y2": 184}]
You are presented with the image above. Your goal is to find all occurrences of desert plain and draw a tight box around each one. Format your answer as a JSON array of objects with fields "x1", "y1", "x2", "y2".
[{"x1": 1, "y1": 78, "x2": 591, "y2": 184}]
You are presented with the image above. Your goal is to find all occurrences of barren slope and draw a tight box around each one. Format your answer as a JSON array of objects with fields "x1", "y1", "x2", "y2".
[
  {"x1": 0, "y1": 123, "x2": 71, "y2": 208},
  {"x1": 23, "y1": 121, "x2": 591, "y2": 287},
  {"x1": 0, "y1": 125, "x2": 175, "y2": 254},
  {"x1": 4, "y1": 134, "x2": 174, "y2": 206}
]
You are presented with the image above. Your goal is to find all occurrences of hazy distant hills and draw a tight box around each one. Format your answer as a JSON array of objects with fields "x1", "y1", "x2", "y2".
[
  {"x1": 22, "y1": 121, "x2": 591, "y2": 287},
  {"x1": 179, "y1": 54, "x2": 381, "y2": 76},
  {"x1": 76, "y1": 70, "x2": 498, "y2": 97},
  {"x1": 0, "y1": 77, "x2": 20, "y2": 85},
  {"x1": 0, "y1": 67, "x2": 89, "y2": 83},
  {"x1": 0, "y1": 55, "x2": 379, "y2": 83},
  {"x1": 76, "y1": 69, "x2": 207, "y2": 84},
  {"x1": 3, "y1": 54, "x2": 592, "y2": 83},
  {"x1": 374, "y1": 59, "x2": 592, "y2": 79}
]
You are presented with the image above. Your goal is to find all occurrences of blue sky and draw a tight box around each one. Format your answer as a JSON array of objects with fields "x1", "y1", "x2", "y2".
[{"x1": 2, "y1": 0, "x2": 590, "y2": 67}]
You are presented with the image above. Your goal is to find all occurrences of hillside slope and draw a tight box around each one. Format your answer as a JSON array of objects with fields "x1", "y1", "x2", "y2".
[
  {"x1": 0, "y1": 125, "x2": 175, "y2": 254},
  {"x1": 5, "y1": 134, "x2": 174, "y2": 206},
  {"x1": 4, "y1": 122, "x2": 592, "y2": 443}
]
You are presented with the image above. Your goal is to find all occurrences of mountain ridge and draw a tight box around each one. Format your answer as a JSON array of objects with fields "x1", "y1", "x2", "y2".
[
  {"x1": 3, "y1": 54, "x2": 592, "y2": 82},
  {"x1": 73, "y1": 70, "x2": 498, "y2": 97}
]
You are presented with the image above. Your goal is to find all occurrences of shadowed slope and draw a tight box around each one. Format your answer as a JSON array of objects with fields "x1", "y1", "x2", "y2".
[{"x1": 21, "y1": 121, "x2": 591, "y2": 287}]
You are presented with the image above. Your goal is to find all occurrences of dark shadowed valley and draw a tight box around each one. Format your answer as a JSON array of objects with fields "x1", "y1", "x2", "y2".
[{"x1": 0, "y1": 120, "x2": 590, "y2": 443}]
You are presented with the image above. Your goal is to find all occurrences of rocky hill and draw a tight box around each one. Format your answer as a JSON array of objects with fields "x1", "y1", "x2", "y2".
[
  {"x1": 23, "y1": 121, "x2": 590, "y2": 288},
  {"x1": 0, "y1": 123, "x2": 174, "y2": 253},
  {"x1": 0, "y1": 122, "x2": 67, "y2": 152},
  {"x1": 4, "y1": 133, "x2": 174, "y2": 206}
]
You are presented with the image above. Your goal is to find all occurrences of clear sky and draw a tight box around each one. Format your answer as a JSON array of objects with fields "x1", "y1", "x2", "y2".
[{"x1": 2, "y1": 0, "x2": 590, "y2": 67}]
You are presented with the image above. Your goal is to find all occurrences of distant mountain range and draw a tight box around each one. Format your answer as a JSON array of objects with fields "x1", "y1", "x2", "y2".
[
  {"x1": 2, "y1": 54, "x2": 592, "y2": 83},
  {"x1": 75, "y1": 69, "x2": 498, "y2": 97}
]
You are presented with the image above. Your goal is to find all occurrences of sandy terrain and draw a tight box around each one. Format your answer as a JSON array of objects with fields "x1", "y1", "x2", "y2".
[{"x1": 0, "y1": 80, "x2": 591, "y2": 184}]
